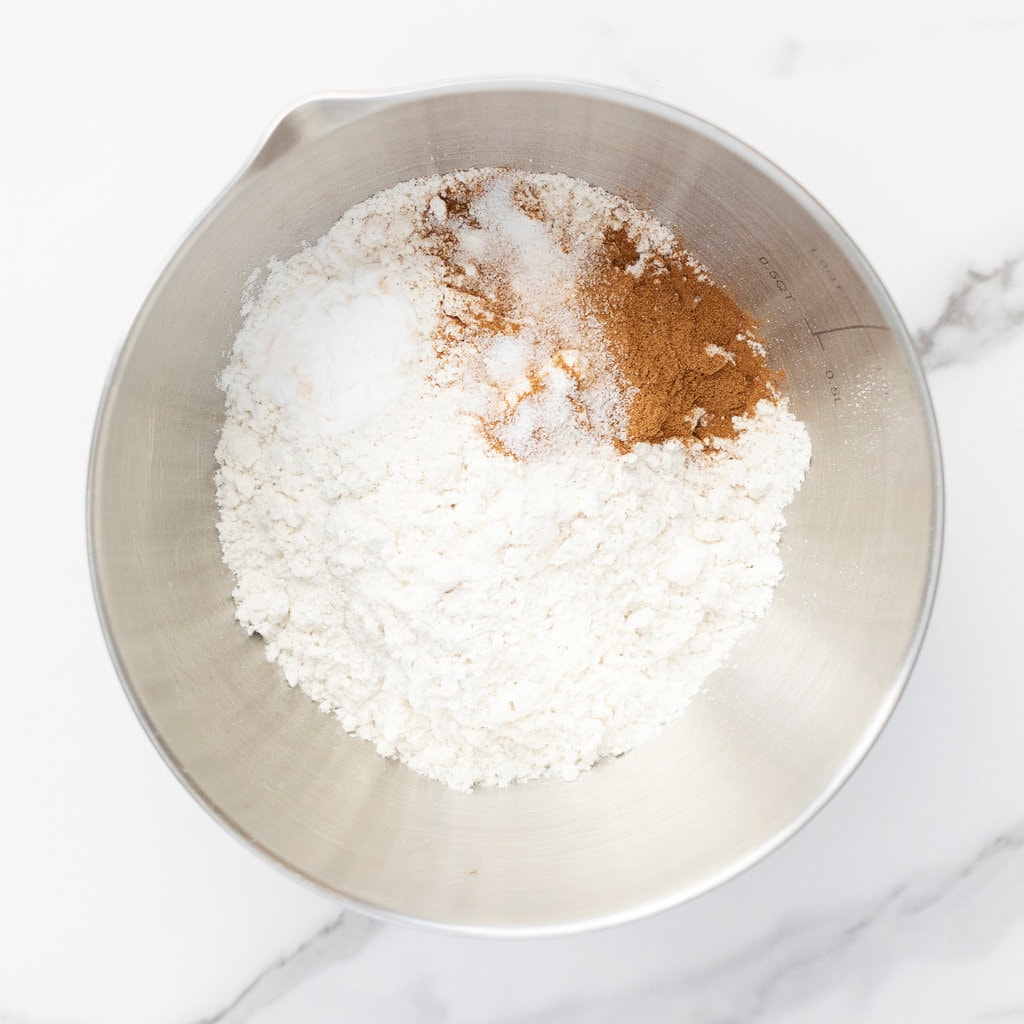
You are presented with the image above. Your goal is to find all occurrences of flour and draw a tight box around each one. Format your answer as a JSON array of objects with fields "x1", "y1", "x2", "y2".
[{"x1": 215, "y1": 169, "x2": 811, "y2": 791}]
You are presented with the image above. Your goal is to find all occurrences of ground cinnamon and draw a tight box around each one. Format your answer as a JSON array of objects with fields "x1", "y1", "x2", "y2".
[
  {"x1": 419, "y1": 178, "x2": 526, "y2": 343},
  {"x1": 585, "y1": 227, "x2": 778, "y2": 449},
  {"x1": 418, "y1": 171, "x2": 778, "y2": 456}
]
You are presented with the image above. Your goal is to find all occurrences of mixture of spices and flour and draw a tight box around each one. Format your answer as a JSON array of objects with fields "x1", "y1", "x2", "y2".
[{"x1": 215, "y1": 169, "x2": 811, "y2": 791}]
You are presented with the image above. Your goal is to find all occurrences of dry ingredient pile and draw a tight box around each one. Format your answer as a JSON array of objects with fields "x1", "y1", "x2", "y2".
[{"x1": 215, "y1": 168, "x2": 811, "y2": 791}]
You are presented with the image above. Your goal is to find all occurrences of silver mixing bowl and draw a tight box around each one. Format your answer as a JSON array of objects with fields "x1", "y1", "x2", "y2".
[{"x1": 88, "y1": 80, "x2": 942, "y2": 933}]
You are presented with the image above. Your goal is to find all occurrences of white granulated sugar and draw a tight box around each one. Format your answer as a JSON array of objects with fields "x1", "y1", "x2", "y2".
[{"x1": 215, "y1": 169, "x2": 811, "y2": 791}]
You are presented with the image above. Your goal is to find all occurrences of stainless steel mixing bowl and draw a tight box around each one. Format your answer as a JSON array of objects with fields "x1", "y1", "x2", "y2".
[{"x1": 88, "y1": 80, "x2": 942, "y2": 933}]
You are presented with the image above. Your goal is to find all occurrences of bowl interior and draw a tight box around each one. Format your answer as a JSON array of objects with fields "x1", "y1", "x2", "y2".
[{"x1": 89, "y1": 83, "x2": 940, "y2": 933}]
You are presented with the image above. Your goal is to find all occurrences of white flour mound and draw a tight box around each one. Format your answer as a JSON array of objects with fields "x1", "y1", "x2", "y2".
[{"x1": 215, "y1": 170, "x2": 812, "y2": 791}]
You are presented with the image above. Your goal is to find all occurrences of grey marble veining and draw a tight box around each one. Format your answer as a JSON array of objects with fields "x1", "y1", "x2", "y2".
[
  {"x1": 917, "y1": 256, "x2": 1024, "y2": 370},
  {"x1": 230, "y1": 810, "x2": 1024, "y2": 1023},
  {"x1": 198, "y1": 914, "x2": 381, "y2": 1024}
]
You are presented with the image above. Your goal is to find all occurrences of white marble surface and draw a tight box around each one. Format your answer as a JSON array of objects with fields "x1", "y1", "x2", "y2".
[{"x1": 3, "y1": 1, "x2": 1023, "y2": 1020}]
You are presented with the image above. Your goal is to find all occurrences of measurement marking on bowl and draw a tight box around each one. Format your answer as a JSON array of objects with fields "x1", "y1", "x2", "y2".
[
  {"x1": 758, "y1": 251, "x2": 890, "y2": 409},
  {"x1": 800, "y1": 320, "x2": 892, "y2": 408},
  {"x1": 802, "y1": 319, "x2": 892, "y2": 350},
  {"x1": 825, "y1": 367, "x2": 841, "y2": 405},
  {"x1": 758, "y1": 255, "x2": 795, "y2": 300},
  {"x1": 810, "y1": 247, "x2": 844, "y2": 290}
]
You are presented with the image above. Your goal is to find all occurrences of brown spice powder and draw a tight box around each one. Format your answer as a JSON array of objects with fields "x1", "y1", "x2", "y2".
[
  {"x1": 585, "y1": 227, "x2": 779, "y2": 449},
  {"x1": 418, "y1": 178, "x2": 526, "y2": 344},
  {"x1": 419, "y1": 174, "x2": 778, "y2": 456}
]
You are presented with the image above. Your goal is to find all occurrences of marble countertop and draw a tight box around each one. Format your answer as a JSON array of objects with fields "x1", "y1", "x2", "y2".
[{"x1": 3, "y1": 1, "x2": 1023, "y2": 1020}]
